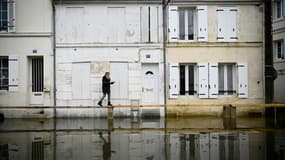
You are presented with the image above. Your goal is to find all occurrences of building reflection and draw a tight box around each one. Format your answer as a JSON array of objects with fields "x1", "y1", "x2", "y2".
[{"x1": 0, "y1": 117, "x2": 284, "y2": 160}]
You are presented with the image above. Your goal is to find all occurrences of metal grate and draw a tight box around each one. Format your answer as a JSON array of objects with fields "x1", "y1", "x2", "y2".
[
  {"x1": 32, "y1": 57, "x2": 44, "y2": 92},
  {"x1": 32, "y1": 138, "x2": 44, "y2": 160}
]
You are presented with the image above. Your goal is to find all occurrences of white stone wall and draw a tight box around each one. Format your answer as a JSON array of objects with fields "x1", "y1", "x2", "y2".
[
  {"x1": 55, "y1": 4, "x2": 164, "y2": 106},
  {"x1": 0, "y1": 0, "x2": 53, "y2": 106}
]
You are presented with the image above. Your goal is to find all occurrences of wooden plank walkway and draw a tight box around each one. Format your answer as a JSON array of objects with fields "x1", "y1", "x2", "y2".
[{"x1": 0, "y1": 103, "x2": 285, "y2": 109}]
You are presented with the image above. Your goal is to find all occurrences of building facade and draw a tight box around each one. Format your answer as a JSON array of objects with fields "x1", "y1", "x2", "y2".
[
  {"x1": 0, "y1": 0, "x2": 54, "y2": 106},
  {"x1": 54, "y1": 0, "x2": 164, "y2": 106},
  {"x1": 272, "y1": 0, "x2": 285, "y2": 103},
  {"x1": 166, "y1": 0, "x2": 265, "y2": 113}
]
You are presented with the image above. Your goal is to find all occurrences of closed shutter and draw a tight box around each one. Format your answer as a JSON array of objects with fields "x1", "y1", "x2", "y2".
[
  {"x1": 228, "y1": 8, "x2": 238, "y2": 41},
  {"x1": 7, "y1": 0, "x2": 16, "y2": 32},
  {"x1": 169, "y1": 63, "x2": 179, "y2": 98},
  {"x1": 168, "y1": 6, "x2": 179, "y2": 42},
  {"x1": 237, "y1": 63, "x2": 248, "y2": 98},
  {"x1": 217, "y1": 8, "x2": 226, "y2": 41},
  {"x1": 8, "y1": 55, "x2": 19, "y2": 91},
  {"x1": 209, "y1": 63, "x2": 218, "y2": 98},
  {"x1": 197, "y1": 6, "x2": 208, "y2": 42},
  {"x1": 198, "y1": 63, "x2": 209, "y2": 98}
]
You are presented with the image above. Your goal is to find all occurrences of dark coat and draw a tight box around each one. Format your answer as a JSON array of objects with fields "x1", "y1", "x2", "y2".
[{"x1": 102, "y1": 76, "x2": 111, "y2": 93}]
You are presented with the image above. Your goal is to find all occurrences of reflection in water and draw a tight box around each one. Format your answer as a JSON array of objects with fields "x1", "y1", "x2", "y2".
[{"x1": 0, "y1": 117, "x2": 284, "y2": 160}]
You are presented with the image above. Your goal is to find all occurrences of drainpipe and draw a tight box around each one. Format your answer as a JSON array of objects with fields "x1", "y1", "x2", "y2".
[
  {"x1": 264, "y1": 0, "x2": 273, "y2": 104},
  {"x1": 51, "y1": 0, "x2": 56, "y2": 110},
  {"x1": 162, "y1": 0, "x2": 167, "y2": 118}
]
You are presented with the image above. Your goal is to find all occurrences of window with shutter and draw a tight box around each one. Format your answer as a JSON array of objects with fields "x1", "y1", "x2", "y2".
[{"x1": 169, "y1": 6, "x2": 208, "y2": 42}]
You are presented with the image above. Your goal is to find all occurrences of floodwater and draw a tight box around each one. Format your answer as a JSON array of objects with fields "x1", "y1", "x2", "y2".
[{"x1": 0, "y1": 116, "x2": 285, "y2": 160}]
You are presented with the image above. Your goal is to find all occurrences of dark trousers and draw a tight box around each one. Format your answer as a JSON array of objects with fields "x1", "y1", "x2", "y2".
[{"x1": 99, "y1": 92, "x2": 110, "y2": 103}]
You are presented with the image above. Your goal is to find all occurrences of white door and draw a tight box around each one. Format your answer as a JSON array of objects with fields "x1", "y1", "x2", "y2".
[
  {"x1": 29, "y1": 57, "x2": 44, "y2": 105},
  {"x1": 142, "y1": 64, "x2": 159, "y2": 104}
]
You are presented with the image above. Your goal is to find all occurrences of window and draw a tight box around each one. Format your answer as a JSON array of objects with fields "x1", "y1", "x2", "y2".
[
  {"x1": 178, "y1": 7, "x2": 195, "y2": 41},
  {"x1": 274, "y1": 0, "x2": 285, "y2": 18},
  {"x1": 179, "y1": 64, "x2": 196, "y2": 95},
  {"x1": 218, "y1": 63, "x2": 236, "y2": 96},
  {"x1": 0, "y1": 56, "x2": 8, "y2": 90},
  {"x1": 217, "y1": 7, "x2": 238, "y2": 42},
  {"x1": 276, "y1": 39, "x2": 284, "y2": 60},
  {"x1": 0, "y1": 0, "x2": 8, "y2": 31},
  {"x1": 0, "y1": 0, "x2": 15, "y2": 32},
  {"x1": 168, "y1": 6, "x2": 208, "y2": 42}
]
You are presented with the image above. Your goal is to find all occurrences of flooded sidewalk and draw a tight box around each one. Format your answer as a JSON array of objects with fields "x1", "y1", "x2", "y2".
[{"x1": 0, "y1": 117, "x2": 285, "y2": 160}]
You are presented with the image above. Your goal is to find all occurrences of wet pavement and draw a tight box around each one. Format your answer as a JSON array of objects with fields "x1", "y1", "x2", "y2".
[{"x1": 0, "y1": 117, "x2": 285, "y2": 160}]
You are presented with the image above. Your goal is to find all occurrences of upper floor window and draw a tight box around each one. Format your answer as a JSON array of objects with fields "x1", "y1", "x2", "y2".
[
  {"x1": 178, "y1": 7, "x2": 195, "y2": 41},
  {"x1": 276, "y1": 39, "x2": 284, "y2": 60},
  {"x1": 217, "y1": 7, "x2": 238, "y2": 42},
  {"x1": 0, "y1": 0, "x2": 16, "y2": 32},
  {"x1": 168, "y1": 6, "x2": 208, "y2": 42},
  {"x1": 274, "y1": 0, "x2": 284, "y2": 19}
]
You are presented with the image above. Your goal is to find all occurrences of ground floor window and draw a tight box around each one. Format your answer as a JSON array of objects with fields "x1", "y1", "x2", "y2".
[
  {"x1": 179, "y1": 64, "x2": 196, "y2": 95},
  {"x1": 0, "y1": 56, "x2": 8, "y2": 90},
  {"x1": 218, "y1": 63, "x2": 236, "y2": 96}
]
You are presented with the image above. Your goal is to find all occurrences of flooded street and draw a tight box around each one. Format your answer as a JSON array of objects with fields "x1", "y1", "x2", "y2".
[{"x1": 0, "y1": 117, "x2": 285, "y2": 160}]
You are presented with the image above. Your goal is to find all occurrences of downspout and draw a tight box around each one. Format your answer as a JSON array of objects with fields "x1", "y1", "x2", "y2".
[
  {"x1": 52, "y1": 1, "x2": 56, "y2": 110},
  {"x1": 162, "y1": 0, "x2": 167, "y2": 118},
  {"x1": 264, "y1": 0, "x2": 273, "y2": 104},
  {"x1": 51, "y1": 1, "x2": 57, "y2": 160}
]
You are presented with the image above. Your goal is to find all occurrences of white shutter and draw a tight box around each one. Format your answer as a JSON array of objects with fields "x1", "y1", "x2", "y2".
[
  {"x1": 228, "y1": 8, "x2": 237, "y2": 41},
  {"x1": 168, "y1": 6, "x2": 179, "y2": 42},
  {"x1": 238, "y1": 63, "x2": 248, "y2": 98},
  {"x1": 7, "y1": 0, "x2": 16, "y2": 32},
  {"x1": 239, "y1": 133, "x2": 249, "y2": 160},
  {"x1": 198, "y1": 63, "x2": 209, "y2": 98},
  {"x1": 169, "y1": 63, "x2": 179, "y2": 98},
  {"x1": 209, "y1": 63, "x2": 218, "y2": 98},
  {"x1": 8, "y1": 55, "x2": 19, "y2": 91},
  {"x1": 197, "y1": 6, "x2": 208, "y2": 42},
  {"x1": 217, "y1": 8, "x2": 226, "y2": 41}
]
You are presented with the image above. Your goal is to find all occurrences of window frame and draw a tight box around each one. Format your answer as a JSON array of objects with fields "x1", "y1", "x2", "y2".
[
  {"x1": 275, "y1": 0, "x2": 283, "y2": 19},
  {"x1": 0, "y1": 0, "x2": 8, "y2": 32},
  {"x1": 276, "y1": 39, "x2": 285, "y2": 61},
  {"x1": 0, "y1": 56, "x2": 9, "y2": 91},
  {"x1": 218, "y1": 63, "x2": 237, "y2": 97},
  {"x1": 177, "y1": 6, "x2": 197, "y2": 42},
  {"x1": 179, "y1": 63, "x2": 197, "y2": 97}
]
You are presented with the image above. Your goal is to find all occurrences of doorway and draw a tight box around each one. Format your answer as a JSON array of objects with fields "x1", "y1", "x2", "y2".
[
  {"x1": 141, "y1": 63, "x2": 159, "y2": 104},
  {"x1": 29, "y1": 57, "x2": 44, "y2": 105}
]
